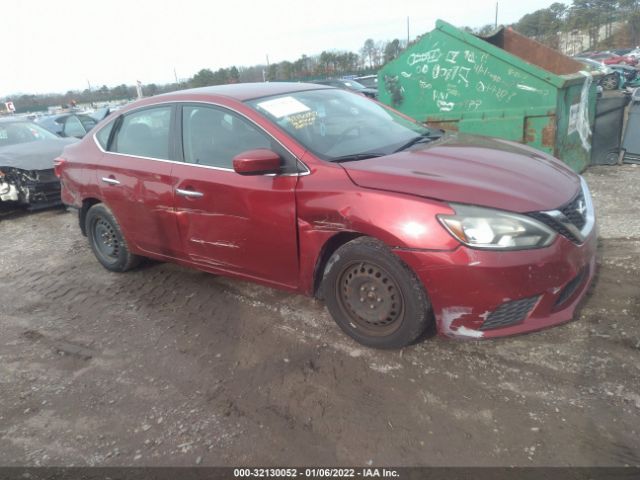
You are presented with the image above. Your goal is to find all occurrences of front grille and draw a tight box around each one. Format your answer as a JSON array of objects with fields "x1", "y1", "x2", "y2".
[
  {"x1": 528, "y1": 212, "x2": 581, "y2": 243},
  {"x1": 527, "y1": 189, "x2": 588, "y2": 244},
  {"x1": 560, "y1": 192, "x2": 586, "y2": 229},
  {"x1": 554, "y1": 266, "x2": 589, "y2": 308},
  {"x1": 480, "y1": 296, "x2": 540, "y2": 331}
]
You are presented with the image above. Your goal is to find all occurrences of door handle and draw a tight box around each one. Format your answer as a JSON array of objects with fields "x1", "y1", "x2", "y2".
[
  {"x1": 176, "y1": 188, "x2": 204, "y2": 198},
  {"x1": 101, "y1": 177, "x2": 120, "y2": 185}
]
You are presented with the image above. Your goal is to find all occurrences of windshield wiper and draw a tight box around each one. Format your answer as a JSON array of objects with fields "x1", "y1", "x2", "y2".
[
  {"x1": 394, "y1": 130, "x2": 443, "y2": 153},
  {"x1": 330, "y1": 153, "x2": 385, "y2": 163}
]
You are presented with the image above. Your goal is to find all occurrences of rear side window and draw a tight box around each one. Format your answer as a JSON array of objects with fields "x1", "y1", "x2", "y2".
[{"x1": 111, "y1": 106, "x2": 172, "y2": 160}]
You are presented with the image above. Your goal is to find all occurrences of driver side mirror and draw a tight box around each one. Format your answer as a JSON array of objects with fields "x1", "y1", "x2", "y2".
[{"x1": 232, "y1": 149, "x2": 281, "y2": 175}]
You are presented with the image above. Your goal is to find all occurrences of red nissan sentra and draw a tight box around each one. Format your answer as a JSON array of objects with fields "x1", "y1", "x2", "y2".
[{"x1": 56, "y1": 83, "x2": 597, "y2": 349}]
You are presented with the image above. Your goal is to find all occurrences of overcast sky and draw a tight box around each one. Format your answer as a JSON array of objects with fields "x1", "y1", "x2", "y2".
[{"x1": 1, "y1": 0, "x2": 562, "y2": 97}]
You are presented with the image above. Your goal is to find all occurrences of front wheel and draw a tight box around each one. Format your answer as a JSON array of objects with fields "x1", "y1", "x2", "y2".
[
  {"x1": 85, "y1": 203, "x2": 141, "y2": 272},
  {"x1": 322, "y1": 237, "x2": 433, "y2": 349}
]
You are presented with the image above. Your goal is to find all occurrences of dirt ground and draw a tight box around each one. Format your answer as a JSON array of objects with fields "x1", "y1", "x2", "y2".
[{"x1": 0, "y1": 165, "x2": 639, "y2": 467}]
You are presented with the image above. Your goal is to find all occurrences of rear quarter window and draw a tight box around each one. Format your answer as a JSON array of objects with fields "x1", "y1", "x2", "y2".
[{"x1": 96, "y1": 120, "x2": 115, "y2": 150}]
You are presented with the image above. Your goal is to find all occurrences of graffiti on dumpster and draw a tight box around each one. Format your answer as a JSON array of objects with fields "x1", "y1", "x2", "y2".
[
  {"x1": 384, "y1": 41, "x2": 550, "y2": 113},
  {"x1": 384, "y1": 75, "x2": 404, "y2": 106}
]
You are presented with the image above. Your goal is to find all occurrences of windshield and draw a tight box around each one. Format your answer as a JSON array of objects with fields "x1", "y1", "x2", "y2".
[
  {"x1": 0, "y1": 121, "x2": 59, "y2": 147},
  {"x1": 246, "y1": 89, "x2": 431, "y2": 161}
]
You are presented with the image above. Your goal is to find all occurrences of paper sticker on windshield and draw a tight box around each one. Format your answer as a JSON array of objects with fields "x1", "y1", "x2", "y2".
[
  {"x1": 289, "y1": 111, "x2": 317, "y2": 129},
  {"x1": 257, "y1": 96, "x2": 310, "y2": 118}
]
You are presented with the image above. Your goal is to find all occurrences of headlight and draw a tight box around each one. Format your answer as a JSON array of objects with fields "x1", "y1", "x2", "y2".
[{"x1": 438, "y1": 204, "x2": 557, "y2": 250}]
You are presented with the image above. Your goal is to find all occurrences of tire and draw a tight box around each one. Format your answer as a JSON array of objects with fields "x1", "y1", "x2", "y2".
[
  {"x1": 85, "y1": 203, "x2": 141, "y2": 272},
  {"x1": 322, "y1": 237, "x2": 432, "y2": 349},
  {"x1": 601, "y1": 74, "x2": 619, "y2": 90}
]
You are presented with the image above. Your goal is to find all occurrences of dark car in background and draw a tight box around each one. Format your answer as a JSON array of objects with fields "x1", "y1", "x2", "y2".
[
  {"x1": 354, "y1": 74, "x2": 378, "y2": 89},
  {"x1": 0, "y1": 118, "x2": 76, "y2": 209},
  {"x1": 36, "y1": 113, "x2": 98, "y2": 139},
  {"x1": 313, "y1": 78, "x2": 378, "y2": 98}
]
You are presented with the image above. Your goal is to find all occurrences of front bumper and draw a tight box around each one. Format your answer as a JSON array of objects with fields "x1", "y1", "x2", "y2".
[
  {"x1": 0, "y1": 168, "x2": 61, "y2": 209},
  {"x1": 395, "y1": 228, "x2": 597, "y2": 339}
]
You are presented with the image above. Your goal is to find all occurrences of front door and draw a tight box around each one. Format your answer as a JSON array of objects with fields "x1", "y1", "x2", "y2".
[{"x1": 172, "y1": 103, "x2": 299, "y2": 289}]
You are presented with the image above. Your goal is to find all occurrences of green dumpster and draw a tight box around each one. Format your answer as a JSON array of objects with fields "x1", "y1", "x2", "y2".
[{"x1": 378, "y1": 20, "x2": 598, "y2": 172}]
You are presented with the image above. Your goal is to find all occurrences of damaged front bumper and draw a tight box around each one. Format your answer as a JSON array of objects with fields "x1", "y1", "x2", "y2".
[
  {"x1": 0, "y1": 167, "x2": 61, "y2": 210},
  {"x1": 395, "y1": 229, "x2": 598, "y2": 339}
]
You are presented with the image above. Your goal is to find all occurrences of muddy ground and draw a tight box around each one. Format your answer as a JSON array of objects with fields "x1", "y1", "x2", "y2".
[{"x1": 0, "y1": 165, "x2": 639, "y2": 467}]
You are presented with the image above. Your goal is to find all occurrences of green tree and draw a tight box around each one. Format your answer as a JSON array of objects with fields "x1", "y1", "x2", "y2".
[
  {"x1": 620, "y1": 0, "x2": 640, "y2": 44},
  {"x1": 111, "y1": 84, "x2": 129, "y2": 100},
  {"x1": 361, "y1": 38, "x2": 375, "y2": 68},
  {"x1": 189, "y1": 68, "x2": 216, "y2": 87},
  {"x1": 383, "y1": 39, "x2": 402, "y2": 64},
  {"x1": 229, "y1": 66, "x2": 240, "y2": 83}
]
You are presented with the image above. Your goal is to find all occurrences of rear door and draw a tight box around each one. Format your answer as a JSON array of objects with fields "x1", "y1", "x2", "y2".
[
  {"x1": 97, "y1": 105, "x2": 182, "y2": 258},
  {"x1": 171, "y1": 103, "x2": 300, "y2": 288}
]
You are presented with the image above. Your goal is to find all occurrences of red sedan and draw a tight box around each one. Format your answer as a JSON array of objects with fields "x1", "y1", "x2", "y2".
[{"x1": 56, "y1": 83, "x2": 597, "y2": 349}]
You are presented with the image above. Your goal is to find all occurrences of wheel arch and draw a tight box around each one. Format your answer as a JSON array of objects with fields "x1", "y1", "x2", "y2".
[
  {"x1": 312, "y1": 231, "x2": 366, "y2": 298},
  {"x1": 79, "y1": 197, "x2": 102, "y2": 236}
]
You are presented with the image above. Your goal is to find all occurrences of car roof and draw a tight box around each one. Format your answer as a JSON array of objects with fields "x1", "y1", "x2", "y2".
[
  {"x1": 158, "y1": 82, "x2": 331, "y2": 101},
  {"x1": 0, "y1": 117, "x2": 32, "y2": 124}
]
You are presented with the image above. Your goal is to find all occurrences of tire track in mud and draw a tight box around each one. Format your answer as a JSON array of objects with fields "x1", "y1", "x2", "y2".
[{"x1": 1, "y1": 201, "x2": 640, "y2": 465}]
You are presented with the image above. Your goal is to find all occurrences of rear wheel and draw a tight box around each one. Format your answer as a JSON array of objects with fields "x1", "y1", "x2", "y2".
[
  {"x1": 85, "y1": 203, "x2": 141, "y2": 272},
  {"x1": 322, "y1": 237, "x2": 432, "y2": 349}
]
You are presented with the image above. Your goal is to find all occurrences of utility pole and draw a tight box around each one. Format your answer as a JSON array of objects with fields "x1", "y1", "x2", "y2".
[
  {"x1": 174, "y1": 67, "x2": 178, "y2": 84},
  {"x1": 495, "y1": 2, "x2": 499, "y2": 29},
  {"x1": 87, "y1": 79, "x2": 93, "y2": 106},
  {"x1": 407, "y1": 16, "x2": 410, "y2": 46},
  {"x1": 265, "y1": 54, "x2": 270, "y2": 82}
]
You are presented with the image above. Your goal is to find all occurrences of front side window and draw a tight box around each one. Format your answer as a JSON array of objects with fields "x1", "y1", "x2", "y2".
[
  {"x1": 111, "y1": 106, "x2": 172, "y2": 160},
  {"x1": 182, "y1": 105, "x2": 272, "y2": 169},
  {"x1": 246, "y1": 89, "x2": 430, "y2": 161}
]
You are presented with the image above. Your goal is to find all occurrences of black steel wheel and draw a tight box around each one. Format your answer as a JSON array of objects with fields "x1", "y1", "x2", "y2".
[
  {"x1": 85, "y1": 203, "x2": 141, "y2": 272},
  {"x1": 93, "y1": 216, "x2": 121, "y2": 262},
  {"x1": 322, "y1": 237, "x2": 432, "y2": 349},
  {"x1": 336, "y1": 261, "x2": 405, "y2": 337}
]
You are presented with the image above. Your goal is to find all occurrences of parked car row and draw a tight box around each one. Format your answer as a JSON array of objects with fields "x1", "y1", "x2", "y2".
[
  {"x1": 0, "y1": 106, "x2": 119, "y2": 209},
  {"x1": 312, "y1": 78, "x2": 378, "y2": 99},
  {"x1": 574, "y1": 56, "x2": 640, "y2": 91},
  {"x1": 578, "y1": 48, "x2": 640, "y2": 66},
  {"x1": 0, "y1": 118, "x2": 76, "y2": 209}
]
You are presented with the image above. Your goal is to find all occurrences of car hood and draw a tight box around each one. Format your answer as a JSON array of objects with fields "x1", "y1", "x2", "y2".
[
  {"x1": 341, "y1": 133, "x2": 580, "y2": 213},
  {"x1": 0, "y1": 138, "x2": 77, "y2": 170}
]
